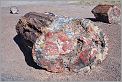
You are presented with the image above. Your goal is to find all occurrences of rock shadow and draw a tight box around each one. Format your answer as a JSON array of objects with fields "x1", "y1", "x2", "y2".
[
  {"x1": 13, "y1": 34, "x2": 46, "y2": 70},
  {"x1": 86, "y1": 18, "x2": 109, "y2": 23}
]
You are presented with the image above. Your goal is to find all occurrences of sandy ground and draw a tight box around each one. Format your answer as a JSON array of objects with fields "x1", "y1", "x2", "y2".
[{"x1": 0, "y1": 1, "x2": 121, "y2": 81}]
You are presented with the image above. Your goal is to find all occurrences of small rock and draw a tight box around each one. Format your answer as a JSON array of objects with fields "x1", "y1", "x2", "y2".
[
  {"x1": 10, "y1": 6, "x2": 19, "y2": 14},
  {"x1": 79, "y1": 66, "x2": 90, "y2": 73},
  {"x1": 92, "y1": 4, "x2": 120, "y2": 23}
]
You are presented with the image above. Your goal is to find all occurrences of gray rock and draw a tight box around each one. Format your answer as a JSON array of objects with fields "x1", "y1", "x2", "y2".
[{"x1": 10, "y1": 6, "x2": 19, "y2": 14}]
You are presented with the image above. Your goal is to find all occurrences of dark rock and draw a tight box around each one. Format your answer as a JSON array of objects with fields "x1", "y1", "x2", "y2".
[{"x1": 92, "y1": 4, "x2": 120, "y2": 23}]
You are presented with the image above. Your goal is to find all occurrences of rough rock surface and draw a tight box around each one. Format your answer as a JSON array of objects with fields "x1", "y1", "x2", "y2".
[
  {"x1": 16, "y1": 12, "x2": 108, "y2": 73},
  {"x1": 16, "y1": 12, "x2": 55, "y2": 43},
  {"x1": 10, "y1": 6, "x2": 19, "y2": 14}
]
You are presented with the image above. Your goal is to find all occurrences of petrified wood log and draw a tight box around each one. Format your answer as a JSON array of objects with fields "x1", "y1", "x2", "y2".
[
  {"x1": 92, "y1": 4, "x2": 120, "y2": 23},
  {"x1": 16, "y1": 12, "x2": 108, "y2": 73}
]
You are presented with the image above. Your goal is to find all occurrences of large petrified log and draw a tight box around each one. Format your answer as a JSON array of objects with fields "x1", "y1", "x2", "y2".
[
  {"x1": 92, "y1": 4, "x2": 120, "y2": 23},
  {"x1": 16, "y1": 12, "x2": 108, "y2": 73}
]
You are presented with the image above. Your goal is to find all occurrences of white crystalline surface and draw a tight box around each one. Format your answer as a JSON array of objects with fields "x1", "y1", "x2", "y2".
[{"x1": 10, "y1": 6, "x2": 18, "y2": 14}]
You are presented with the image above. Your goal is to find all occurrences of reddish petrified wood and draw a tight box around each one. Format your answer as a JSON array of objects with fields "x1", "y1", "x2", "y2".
[
  {"x1": 16, "y1": 12, "x2": 108, "y2": 73},
  {"x1": 92, "y1": 4, "x2": 120, "y2": 23}
]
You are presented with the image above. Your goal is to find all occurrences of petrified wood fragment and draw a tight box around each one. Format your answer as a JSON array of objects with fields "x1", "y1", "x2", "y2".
[
  {"x1": 92, "y1": 4, "x2": 120, "y2": 23},
  {"x1": 10, "y1": 6, "x2": 19, "y2": 14},
  {"x1": 16, "y1": 12, "x2": 55, "y2": 43}
]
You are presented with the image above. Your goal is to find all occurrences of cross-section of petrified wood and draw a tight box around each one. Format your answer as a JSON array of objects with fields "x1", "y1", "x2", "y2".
[{"x1": 92, "y1": 4, "x2": 120, "y2": 23}]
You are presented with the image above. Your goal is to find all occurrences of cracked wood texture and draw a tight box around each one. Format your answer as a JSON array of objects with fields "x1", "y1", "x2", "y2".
[{"x1": 16, "y1": 12, "x2": 55, "y2": 43}]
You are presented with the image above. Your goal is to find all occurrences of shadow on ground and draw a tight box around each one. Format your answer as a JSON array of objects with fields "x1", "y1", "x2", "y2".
[
  {"x1": 13, "y1": 34, "x2": 46, "y2": 70},
  {"x1": 86, "y1": 18, "x2": 109, "y2": 23}
]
